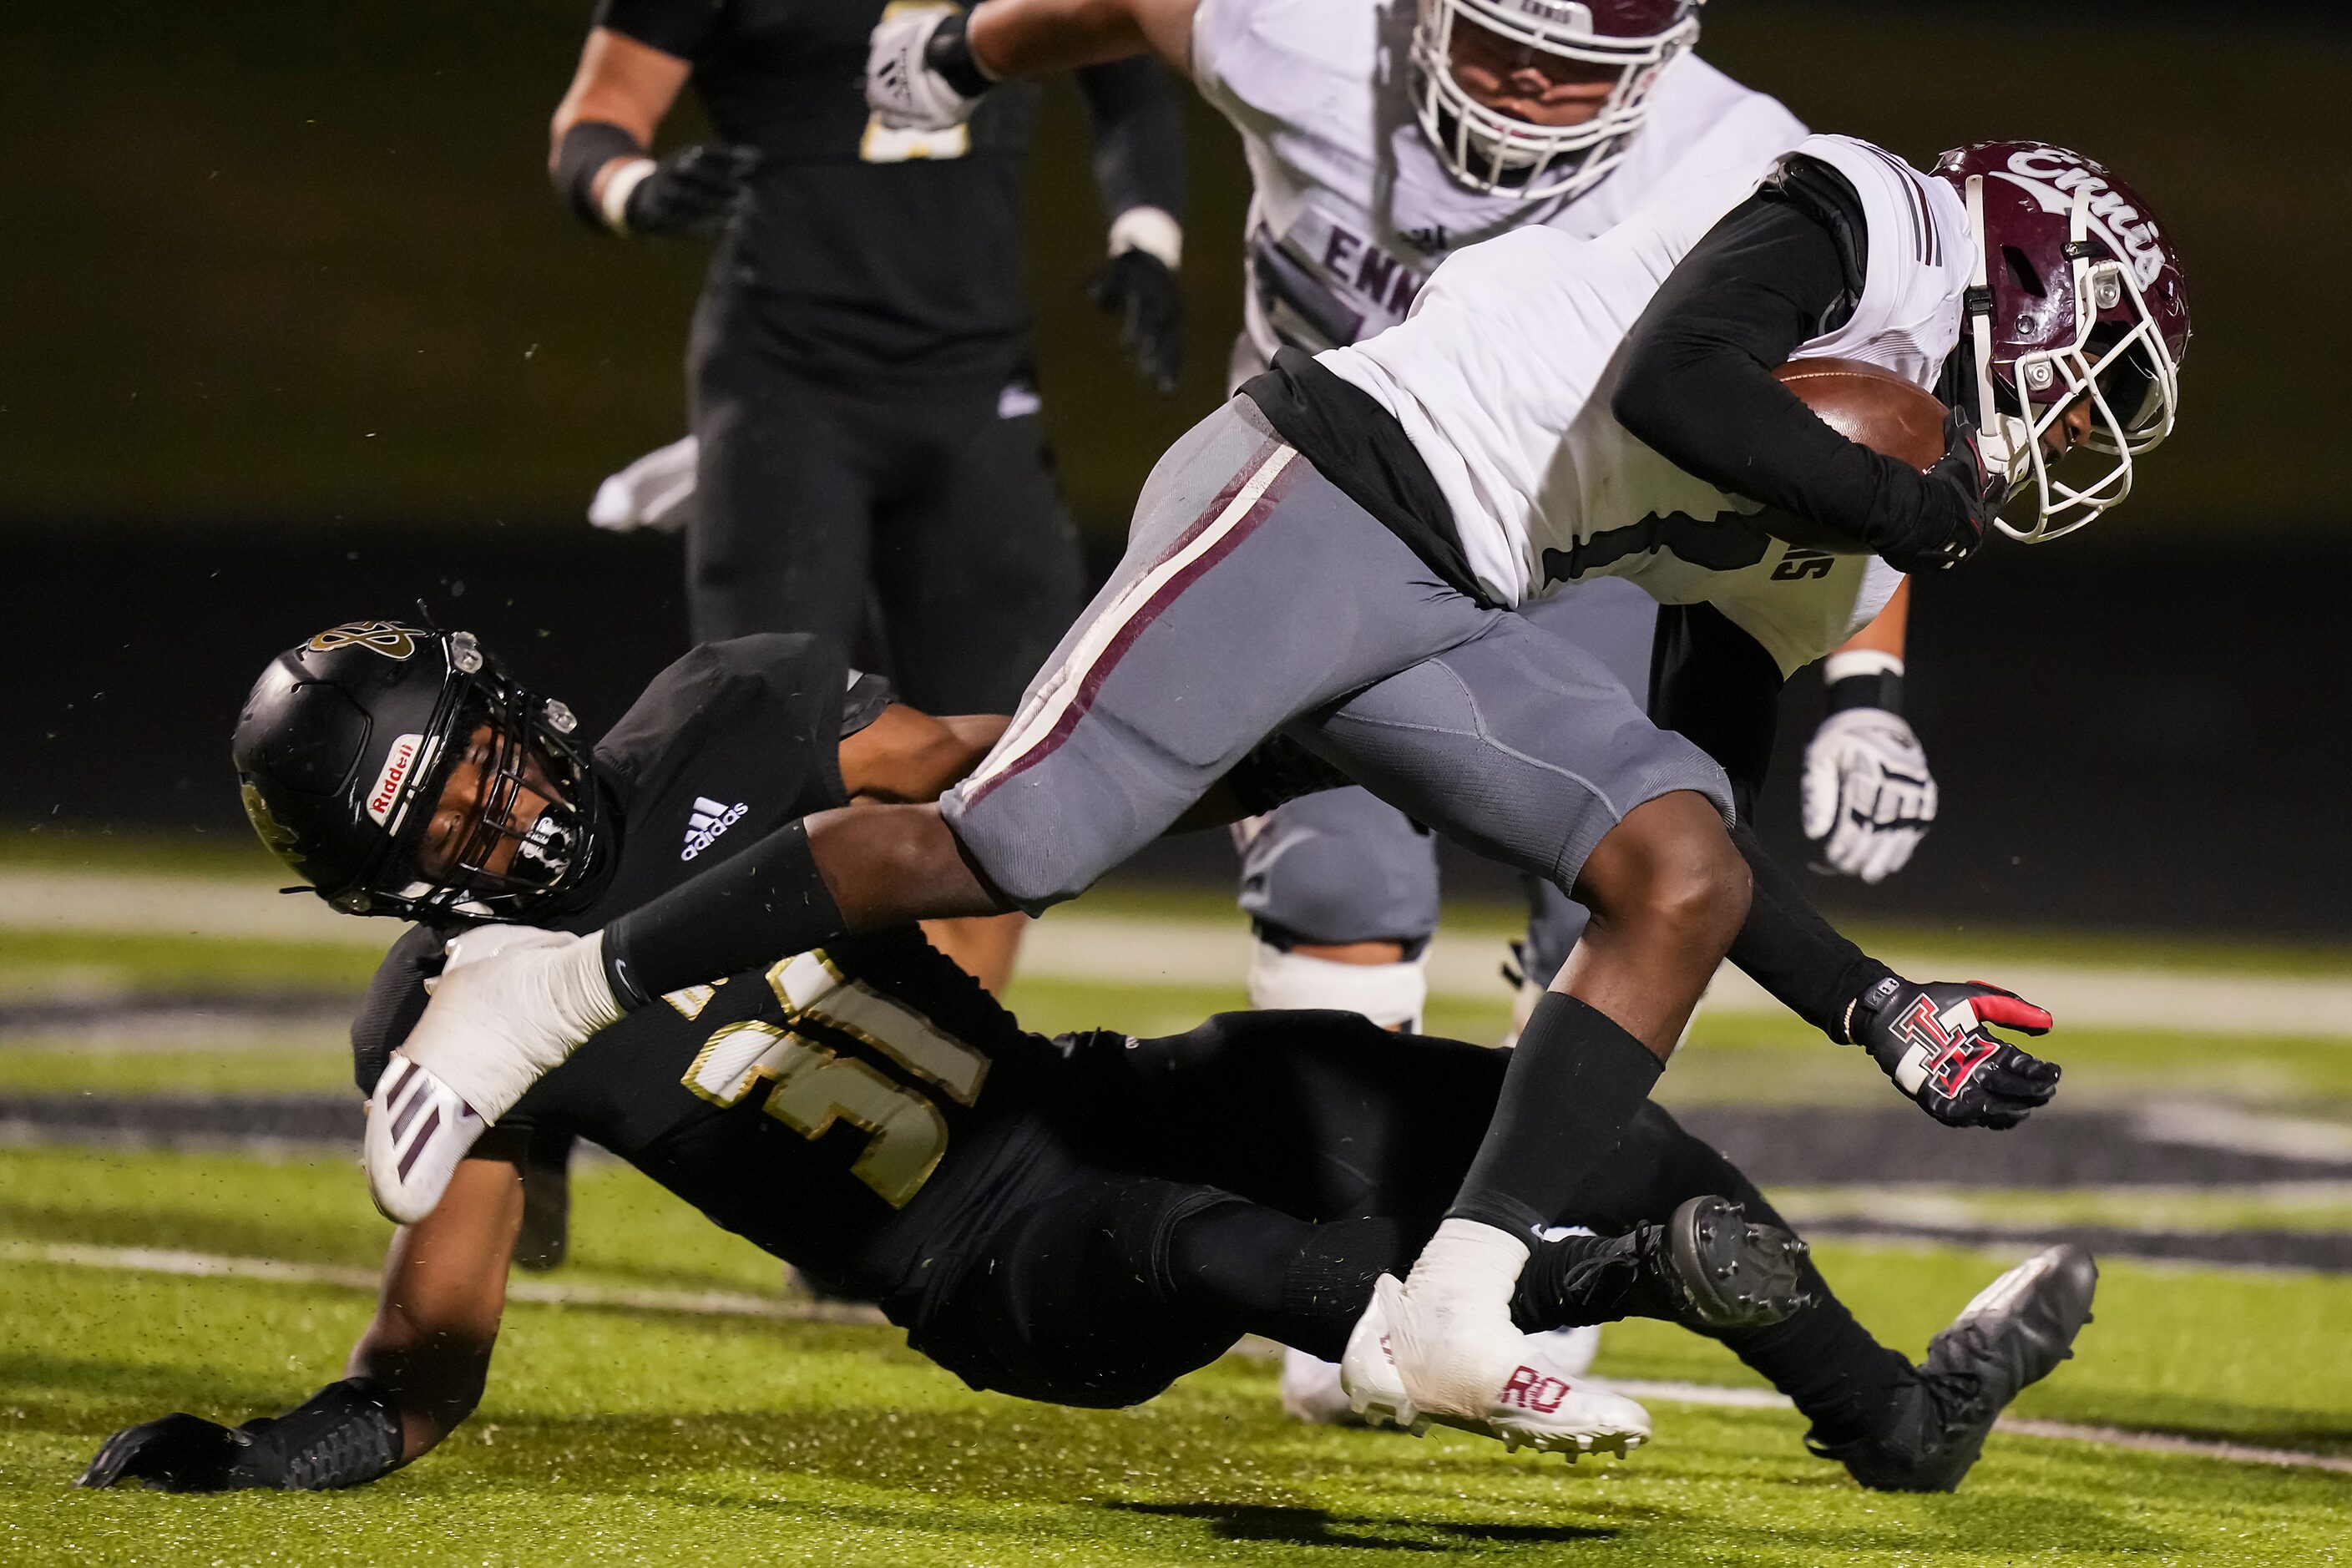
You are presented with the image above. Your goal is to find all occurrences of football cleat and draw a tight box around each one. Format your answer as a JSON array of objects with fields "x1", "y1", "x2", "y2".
[
  {"x1": 1292, "y1": 1325, "x2": 1599, "y2": 1428},
  {"x1": 1810, "y1": 1244, "x2": 2098, "y2": 1492},
  {"x1": 1382, "y1": 1217, "x2": 1531, "y2": 1422},
  {"x1": 362, "y1": 924, "x2": 621, "y2": 1223},
  {"x1": 1342, "y1": 1278, "x2": 1650, "y2": 1459},
  {"x1": 1653, "y1": 1195, "x2": 1813, "y2": 1330},
  {"x1": 364, "y1": 1055, "x2": 484, "y2": 1225}
]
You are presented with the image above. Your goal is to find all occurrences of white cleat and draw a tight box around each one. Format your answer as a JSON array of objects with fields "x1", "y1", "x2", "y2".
[
  {"x1": 1341, "y1": 1277, "x2": 1651, "y2": 1459},
  {"x1": 362, "y1": 924, "x2": 622, "y2": 1222},
  {"x1": 1279, "y1": 1348, "x2": 1368, "y2": 1427},
  {"x1": 365, "y1": 1054, "x2": 485, "y2": 1224},
  {"x1": 1385, "y1": 1218, "x2": 1532, "y2": 1422}
]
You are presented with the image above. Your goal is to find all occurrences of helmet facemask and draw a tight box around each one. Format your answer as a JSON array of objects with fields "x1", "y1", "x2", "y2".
[
  {"x1": 1963, "y1": 174, "x2": 2183, "y2": 543},
  {"x1": 337, "y1": 635, "x2": 601, "y2": 920},
  {"x1": 1410, "y1": 0, "x2": 1699, "y2": 201}
]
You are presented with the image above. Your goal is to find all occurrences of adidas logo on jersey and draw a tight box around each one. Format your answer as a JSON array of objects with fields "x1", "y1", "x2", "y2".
[{"x1": 681, "y1": 795, "x2": 748, "y2": 860}]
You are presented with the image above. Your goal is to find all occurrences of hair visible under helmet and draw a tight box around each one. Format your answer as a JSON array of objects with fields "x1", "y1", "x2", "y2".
[
  {"x1": 1410, "y1": 0, "x2": 1702, "y2": 200},
  {"x1": 1933, "y1": 142, "x2": 2191, "y2": 541},
  {"x1": 231, "y1": 620, "x2": 603, "y2": 920}
]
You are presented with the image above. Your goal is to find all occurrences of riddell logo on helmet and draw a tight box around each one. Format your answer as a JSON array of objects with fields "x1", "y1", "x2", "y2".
[
  {"x1": 365, "y1": 734, "x2": 425, "y2": 825},
  {"x1": 1996, "y1": 149, "x2": 2167, "y2": 291}
]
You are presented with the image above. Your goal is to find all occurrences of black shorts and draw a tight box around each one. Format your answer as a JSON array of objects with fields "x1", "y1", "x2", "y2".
[{"x1": 686, "y1": 292, "x2": 1084, "y2": 715}]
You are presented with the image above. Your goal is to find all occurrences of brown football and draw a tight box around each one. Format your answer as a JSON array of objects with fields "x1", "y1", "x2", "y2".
[{"x1": 1759, "y1": 357, "x2": 1948, "y2": 553}]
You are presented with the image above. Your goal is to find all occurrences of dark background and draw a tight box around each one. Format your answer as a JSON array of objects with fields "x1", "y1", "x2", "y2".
[{"x1": 5, "y1": 0, "x2": 2347, "y2": 933}]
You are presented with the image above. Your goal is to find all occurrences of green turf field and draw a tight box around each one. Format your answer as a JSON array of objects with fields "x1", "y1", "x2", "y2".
[
  {"x1": 4, "y1": 858, "x2": 2351, "y2": 1562},
  {"x1": 2, "y1": 1146, "x2": 2349, "y2": 1566}
]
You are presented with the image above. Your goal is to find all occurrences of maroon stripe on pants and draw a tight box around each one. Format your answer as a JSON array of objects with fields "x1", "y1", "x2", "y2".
[{"x1": 964, "y1": 445, "x2": 1303, "y2": 807}]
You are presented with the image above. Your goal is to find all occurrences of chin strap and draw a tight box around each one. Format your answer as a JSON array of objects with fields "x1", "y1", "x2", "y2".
[{"x1": 1962, "y1": 175, "x2": 2019, "y2": 486}]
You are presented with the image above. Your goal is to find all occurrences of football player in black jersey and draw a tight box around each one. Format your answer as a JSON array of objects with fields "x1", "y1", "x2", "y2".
[{"x1": 79, "y1": 622, "x2": 2092, "y2": 1494}]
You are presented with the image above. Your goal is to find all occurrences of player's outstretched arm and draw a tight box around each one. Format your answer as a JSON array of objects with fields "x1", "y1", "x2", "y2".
[
  {"x1": 550, "y1": 27, "x2": 756, "y2": 240},
  {"x1": 841, "y1": 706, "x2": 1010, "y2": 805},
  {"x1": 868, "y1": 0, "x2": 1202, "y2": 133},
  {"x1": 80, "y1": 1148, "x2": 522, "y2": 1491},
  {"x1": 1077, "y1": 58, "x2": 1189, "y2": 394}
]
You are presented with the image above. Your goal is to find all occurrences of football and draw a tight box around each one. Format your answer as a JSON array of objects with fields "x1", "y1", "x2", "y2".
[{"x1": 1760, "y1": 357, "x2": 1949, "y2": 552}]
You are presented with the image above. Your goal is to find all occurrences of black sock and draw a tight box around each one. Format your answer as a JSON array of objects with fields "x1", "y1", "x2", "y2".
[
  {"x1": 1719, "y1": 1278, "x2": 1918, "y2": 1444},
  {"x1": 602, "y1": 819, "x2": 847, "y2": 1006},
  {"x1": 1163, "y1": 1206, "x2": 1414, "y2": 1363},
  {"x1": 1510, "y1": 1231, "x2": 1662, "y2": 1330},
  {"x1": 1447, "y1": 994, "x2": 1662, "y2": 1237}
]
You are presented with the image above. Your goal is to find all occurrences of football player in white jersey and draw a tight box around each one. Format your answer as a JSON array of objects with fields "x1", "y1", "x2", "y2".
[
  {"x1": 869, "y1": 0, "x2": 1943, "y2": 1057},
  {"x1": 360, "y1": 126, "x2": 2186, "y2": 1465},
  {"x1": 864, "y1": 0, "x2": 1931, "y2": 1414}
]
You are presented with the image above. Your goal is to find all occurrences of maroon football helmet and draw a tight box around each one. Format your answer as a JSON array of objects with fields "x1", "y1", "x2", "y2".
[
  {"x1": 1931, "y1": 142, "x2": 2191, "y2": 540},
  {"x1": 1413, "y1": 0, "x2": 1704, "y2": 200}
]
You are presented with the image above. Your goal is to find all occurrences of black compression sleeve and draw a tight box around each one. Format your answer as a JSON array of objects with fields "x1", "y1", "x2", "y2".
[
  {"x1": 1727, "y1": 822, "x2": 1894, "y2": 1040},
  {"x1": 236, "y1": 1379, "x2": 404, "y2": 1490},
  {"x1": 601, "y1": 818, "x2": 847, "y2": 1005},
  {"x1": 1646, "y1": 601, "x2": 1784, "y2": 822},
  {"x1": 553, "y1": 120, "x2": 646, "y2": 229},
  {"x1": 1611, "y1": 160, "x2": 1955, "y2": 558},
  {"x1": 1077, "y1": 58, "x2": 1188, "y2": 222}
]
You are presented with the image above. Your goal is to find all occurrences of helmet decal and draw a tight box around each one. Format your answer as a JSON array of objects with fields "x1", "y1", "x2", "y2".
[
  {"x1": 362, "y1": 733, "x2": 428, "y2": 827},
  {"x1": 239, "y1": 781, "x2": 305, "y2": 866},
  {"x1": 307, "y1": 621, "x2": 427, "y2": 660}
]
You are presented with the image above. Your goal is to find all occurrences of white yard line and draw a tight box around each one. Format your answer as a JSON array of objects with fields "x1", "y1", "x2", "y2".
[
  {"x1": 10, "y1": 868, "x2": 2352, "y2": 1039},
  {"x1": 8, "y1": 1238, "x2": 2349, "y2": 1477}
]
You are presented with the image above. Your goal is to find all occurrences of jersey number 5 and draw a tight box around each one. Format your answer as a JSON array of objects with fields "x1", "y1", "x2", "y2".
[{"x1": 677, "y1": 952, "x2": 990, "y2": 1207}]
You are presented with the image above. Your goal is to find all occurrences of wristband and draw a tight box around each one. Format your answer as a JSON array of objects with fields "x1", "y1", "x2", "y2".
[
  {"x1": 237, "y1": 1378, "x2": 403, "y2": 1490},
  {"x1": 924, "y1": 11, "x2": 997, "y2": 98},
  {"x1": 1107, "y1": 205, "x2": 1184, "y2": 270},
  {"x1": 1822, "y1": 649, "x2": 1904, "y2": 716},
  {"x1": 597, "y1": 158, "x2": 659, "y2": 234},
  {"x1": 554, "y1": 120, "x2": 648, "y2": 231}
]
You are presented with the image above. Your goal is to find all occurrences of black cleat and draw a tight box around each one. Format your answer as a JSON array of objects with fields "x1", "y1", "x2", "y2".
[
  {"x1": 1651, "y1": 1195, "x2": 1813, "y2": 1331},
  {"x1": 1812, "y1": 1244, "x2": 2098, "y2": 1493}
]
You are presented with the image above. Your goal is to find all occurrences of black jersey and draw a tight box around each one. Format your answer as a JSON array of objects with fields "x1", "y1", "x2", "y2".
[
  {"x1": 351, "y1": 635, "x2": 1070, "y2": 1307},
  {"x1": 597, "y1": 0, "x2": 1044, "y2": 380}
]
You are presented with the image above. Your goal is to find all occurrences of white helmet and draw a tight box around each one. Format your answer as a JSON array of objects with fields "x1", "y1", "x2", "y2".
[{"x1": 1410, "y1": 0, "x2": 1703, "y2": 201}]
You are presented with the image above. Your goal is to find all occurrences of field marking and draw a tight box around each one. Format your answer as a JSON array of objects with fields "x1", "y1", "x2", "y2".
[
  {"x1": 8, "y1": 1239, "x2": 2349, "y2": 1478},
  {"x1": 11, "y1": 868, "x2": 2352, "y2": 1038}
]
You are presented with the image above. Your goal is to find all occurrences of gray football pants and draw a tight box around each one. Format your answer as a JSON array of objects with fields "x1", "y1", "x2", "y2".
[
  {"x1": 941, "y1": 399, "x2": 1732, "y2": 913},
  {"x1": 1237, "y1": 579, "x2": 1660, "y2": 989}
]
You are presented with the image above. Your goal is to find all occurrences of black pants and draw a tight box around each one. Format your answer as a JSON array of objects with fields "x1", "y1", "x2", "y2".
[
  {"x1": 908, "y1": 1013, "x2": 1836, "y2": 1409},
  {"x1": 686, "y1": 310, "x2": 1084, "y2": 716}
]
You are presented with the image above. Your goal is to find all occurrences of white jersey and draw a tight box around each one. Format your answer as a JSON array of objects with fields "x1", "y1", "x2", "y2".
[
  {"x1": 1320, "y1": 134, "x2": 1975, "y2": 675},
  {"x1": 1191, "y1": 0, "x2": 1808, "y2": 384}
]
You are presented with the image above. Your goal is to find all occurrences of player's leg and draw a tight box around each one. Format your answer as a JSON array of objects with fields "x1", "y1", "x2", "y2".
[
  {"x1": 599, "y1": 400, "x2": 1510, "y2": 994},
  {"x1": 684, "y1": 308, "x2": 873, "y2": 647},
  {"x1": 1293, "y1": 613, "x2": 1748, "y2": 1419},
  {"x1": 1237, "y1": 790, "x2": 1439, "y2": 1031},
  {"x1": 1504, "y1": 581, "x2": 1662, "y2": 1021},
  {"x1": 862, "y1": 372, "x2": 1089, "y2": 991}
]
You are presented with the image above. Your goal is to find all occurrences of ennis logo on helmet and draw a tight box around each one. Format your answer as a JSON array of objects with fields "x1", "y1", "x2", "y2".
[
  {"x1": 365, "y1": 734, "x2": 427, "y2": 826},
  {"x1": 1994, "y1": 148, "x2": 2167, "y2": 292}
]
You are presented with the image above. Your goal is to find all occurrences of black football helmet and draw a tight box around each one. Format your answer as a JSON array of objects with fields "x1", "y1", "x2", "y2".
[{"x1": 231, "y1": 620, "x2": 604, "y2": 919}]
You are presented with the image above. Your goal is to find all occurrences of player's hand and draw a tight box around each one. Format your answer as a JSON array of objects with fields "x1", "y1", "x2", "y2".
[
  {"x1": 1849, "y1": 976, "x2": 2060, "y2": 1129},
  {"x1": 1800, "y1": 708, "x2": 1935, "y2": 883},
  {"x1": 1893, "y1": 408, "x2": 2007, "y2": 573},
  {"x1": 79, "y1": 1414, "x2": 278, "y2": 1492},
  {"x1": 1090, "y1": 245, "x2": 1185, "y2": 395},
  {"x1": 620, "y1": 144, "x2": 758, "y2": 240},
  {"x1": 867, "y1": 6, "x2": 993, "y2": 133}
]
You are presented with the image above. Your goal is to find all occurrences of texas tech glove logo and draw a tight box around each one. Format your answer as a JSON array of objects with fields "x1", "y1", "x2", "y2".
[{"x1": 1851, "y1": 977, "x2": 2062, "y2": 1129}]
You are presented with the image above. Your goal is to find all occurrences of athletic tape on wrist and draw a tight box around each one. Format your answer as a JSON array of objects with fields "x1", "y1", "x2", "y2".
[
  {"x1": 1108, "y1": 205, "x2": 1184, "y2": 270},
  {"x1": 1823, "y1": 650, "x2": 1904, "y2": 716},
  {"x1": 597, "y1": 159, "x2": 659, "y2": 235}
]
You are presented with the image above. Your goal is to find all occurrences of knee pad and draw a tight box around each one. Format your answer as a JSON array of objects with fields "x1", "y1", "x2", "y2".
[{"x1": 1248, "y1": 939, "x2": 1428, "y2": 1032}]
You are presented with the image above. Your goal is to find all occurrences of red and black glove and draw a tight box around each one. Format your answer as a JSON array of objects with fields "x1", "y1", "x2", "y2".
[{"x1": 1846, "y1": 975, "x2": 2060, "y2": 1128}]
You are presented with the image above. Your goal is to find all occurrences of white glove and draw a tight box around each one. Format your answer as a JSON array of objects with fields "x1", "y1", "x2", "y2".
[
  {"x1": 588, "y1": 435, "x2": 698, "y2": 534},
  {"x1": 1800, "y1": 707, "x2": 1937, "y2": 883},
  {"x1": 866, "y1": 5, "x2": 989, "y2": 133}
]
